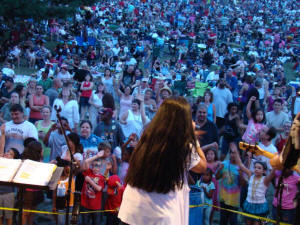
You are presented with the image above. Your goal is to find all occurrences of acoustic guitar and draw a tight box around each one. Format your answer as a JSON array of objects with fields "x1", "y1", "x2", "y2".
[{"x1": 239, "y1": 142, "x2": 300, "y2": 174}]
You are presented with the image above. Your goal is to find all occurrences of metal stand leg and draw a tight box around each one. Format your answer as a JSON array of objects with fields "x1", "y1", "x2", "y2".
[{"x1": 18, "y1": 187, "x2": 24, "y2": 225}]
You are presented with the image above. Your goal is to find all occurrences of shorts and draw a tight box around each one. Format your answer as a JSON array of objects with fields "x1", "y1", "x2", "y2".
[
  {"x1": 79, "y1": 96, "x2": 90, "y2": 107},
  {"x1": 0, "y1": 192, "x2": 15, "y2": 219}
]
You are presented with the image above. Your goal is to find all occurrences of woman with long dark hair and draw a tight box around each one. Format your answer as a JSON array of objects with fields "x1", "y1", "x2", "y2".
[{"x1": 118, "y1": 97, "x2": 207, "y2": 225}]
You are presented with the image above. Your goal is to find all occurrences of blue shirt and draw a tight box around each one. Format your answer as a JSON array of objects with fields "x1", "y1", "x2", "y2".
[{"x1": 80, "y1": 134, "x2": 102, "y2": 158}]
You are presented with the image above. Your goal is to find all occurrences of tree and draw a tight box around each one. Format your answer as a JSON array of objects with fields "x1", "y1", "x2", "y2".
[{"x1": 0, "y1": 0, "x2": 97, "y2": 23}]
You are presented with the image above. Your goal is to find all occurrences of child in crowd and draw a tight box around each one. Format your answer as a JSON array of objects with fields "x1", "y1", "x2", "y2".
[
  {"x1": 97, "y1": 142, "x2": 118, "y2": 176},
  {"x1": 196, "y1": 168, "x2": 215, "y2": 225},
  {"x1": 21, "y1": 141, "x2": 44, "y2": 225},
  {"x1": 205, "y1": 148, "x2": 220, "y2": 224},
  {"x1": 272, "y1": 169, "x2": 300, "y2": 224},
  {"x1": 236, "y1": 158, "x2": 275, "y2": 225},
  {"x1": 105, "y1": 175, "x2": 125, "y2": 225},
  {"x1": 241, "y1": 96, "x2": 266, "y2": 144},
  {"x1": 52, "y1": 161, "x2": 75, "y2": 225},
  {"x1": 80, "y1": 150, "x2": 108, "y2": 225},
  {"x1": 0, "y1": 124, "x2": 20, "y2": 225}
]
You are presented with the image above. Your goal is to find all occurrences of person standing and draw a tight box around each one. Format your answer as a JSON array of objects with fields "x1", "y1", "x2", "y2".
[
  {"x1": 266, "y1": 98, "x2": 289, "y2": 141},
  {"x1": 45, "y1": 78, "x2": 63, "y2": 107},
  {"x1": 88, "y1": 82, "x2": 105, "y2": 129},
  {"x1": 94, "y1": 108, "x2": 124, "y2": 151},
  {"x1": 118, "y1": 97, "x2": 207, "y2": 225},
  {"x1": 29, "y1": 84, "x2": 49, "y2": 124},
  {"x1": 51, "y1": 87, "x2": 79, "y2": 132},
  {"x1": 195, "y1": 104, "x2": 219, "y2": 152},
  {"x1": 35, "y1": 106, "x2": 54, "y2": 162},
  {"x1": 2, "y1": 104, "x2": 38, "y2": 154},
  {"x1": 211, "y1": 78, "x2": 233, "y2": 128},
  {"x1": 79, "y1": 74, "x2": 93, "y2": 120}
]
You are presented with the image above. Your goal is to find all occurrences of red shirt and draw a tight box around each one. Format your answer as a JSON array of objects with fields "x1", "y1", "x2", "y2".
[
  {"x1": 81, "y1": 169, "x2": 105, "y2": 210},
  {"x1": 105, "y1": 186, "x2": 125, "y2": 214},
  {"x1": 81, "y1": 81, "x2": 92, "y2": 97}
]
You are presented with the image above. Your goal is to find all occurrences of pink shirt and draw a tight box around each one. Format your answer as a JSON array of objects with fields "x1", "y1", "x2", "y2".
[
  {"x1": 272, "y1": 171, "x2": 300, "y2": 209},
  {"x1": 242, "y1": 119, "x2": 265, "y2": 144}
]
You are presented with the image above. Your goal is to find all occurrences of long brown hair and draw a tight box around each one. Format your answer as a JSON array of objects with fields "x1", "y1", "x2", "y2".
[{"x1": 125, "y1": 97, "x2": 196, "y2": 193}]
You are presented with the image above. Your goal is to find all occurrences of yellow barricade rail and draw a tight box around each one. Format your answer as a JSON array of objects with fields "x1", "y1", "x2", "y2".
[
  {"x1": 189, "y1": 203, "x2": 291, "y2": 225},
  {"x1": 0, "y1": 204, "x2": 292, "y2": 225},
  {"x1": 0, "y1": 207, "x2": 116, "y2": 215}
]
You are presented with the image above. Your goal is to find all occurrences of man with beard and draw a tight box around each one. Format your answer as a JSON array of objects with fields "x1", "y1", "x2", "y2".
[{"x1": 195, "y1": 104, "x2": 219, "y2": 152}]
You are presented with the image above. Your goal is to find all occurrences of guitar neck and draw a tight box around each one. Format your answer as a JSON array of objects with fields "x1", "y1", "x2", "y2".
[{"x1": 258, "y1": 150, "x2": 275, "y2": 159}]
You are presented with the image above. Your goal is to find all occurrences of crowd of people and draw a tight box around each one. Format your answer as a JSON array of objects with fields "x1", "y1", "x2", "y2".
[{"x1": 0, "y1": 0, "x2": 299, "y2": 224}]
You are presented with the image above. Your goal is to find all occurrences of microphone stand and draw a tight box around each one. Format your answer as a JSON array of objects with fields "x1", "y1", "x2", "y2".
[{"x1": 55, "y1": 106, "x2": 76, "y2": 225}]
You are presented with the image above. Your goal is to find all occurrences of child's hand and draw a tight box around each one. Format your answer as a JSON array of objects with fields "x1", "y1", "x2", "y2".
[
  {"x1": 250, "y1": 96, "x2": 256, "y2": 102},
  {"x1": 97, "y1": 150, "x2": 105, "y2": 158},
  {"x1": 0, "y1": 123, "x2": 5, "y2": 135}
]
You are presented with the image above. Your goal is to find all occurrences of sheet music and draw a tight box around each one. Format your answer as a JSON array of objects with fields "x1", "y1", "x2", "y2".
[
  {"x1": 0, "y1": 158, "x2": 22, "y2": 182},
  {"x1": 13, "y1": 160, "x2": 57, "y2": 186}
]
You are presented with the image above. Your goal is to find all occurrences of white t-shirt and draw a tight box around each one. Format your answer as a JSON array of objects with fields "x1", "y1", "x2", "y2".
[
  {"x1": 90, "y1": 90, "x2": 103, "y2": 108},
  {"x1": 51, "y1": 99, "x2": 80, "y2": 129},
  {"x1": 57, "y1": 71, "x2": 72, "y2": 81},
  {"x1": 3, "y1": 120, "x2": 38, "y2": 153},
  {"x1": 266, "y1": 111, "x2": 289, "y2": 138},
  {"x1": 118, "y1": 146, "x2": 201, "y2": 225},
  {"x1": 212, "y1": 87, "x2": 233, "y2": 118},
  {"x1": 205, "y1": 72, "x2": 219, "y2": 82},
  {"x1": 250, "y1": 142, "x2": 277, "y2": 172}
]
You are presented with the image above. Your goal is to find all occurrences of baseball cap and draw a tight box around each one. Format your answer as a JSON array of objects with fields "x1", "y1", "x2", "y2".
[
  {"x1": 99, "y1": 108, "x2": 113, "y2": 116},
  {"x1": 107, "y1": 175, "x2": 121, "y2": 195}
]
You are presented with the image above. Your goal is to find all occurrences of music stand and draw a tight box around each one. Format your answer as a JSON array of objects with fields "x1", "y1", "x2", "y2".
[{"x1": 0, "y1": 167, "x2": 63, "y2": 225}]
